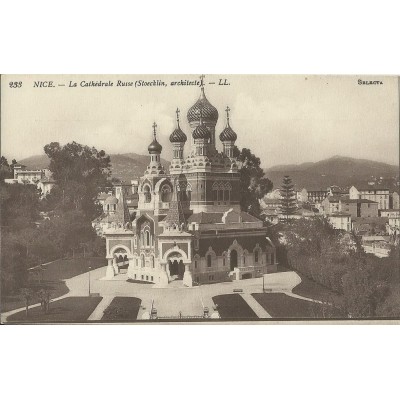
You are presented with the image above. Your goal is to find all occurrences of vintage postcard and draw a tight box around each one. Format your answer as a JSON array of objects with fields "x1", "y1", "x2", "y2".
[{"x1": 1, "y1": 74, "x2": 399, "y2": 323}]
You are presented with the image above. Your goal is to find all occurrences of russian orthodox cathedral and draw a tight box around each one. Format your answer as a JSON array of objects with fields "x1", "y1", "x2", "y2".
[{"x1": 95, "y1": 77, "x2": 276, "y2": 286}]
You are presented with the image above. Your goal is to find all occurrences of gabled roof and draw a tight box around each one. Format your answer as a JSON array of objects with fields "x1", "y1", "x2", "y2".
[
  {"x1": 164, "y1": 200, "x2": 186, "y2": 227},
  {"x1": 187, "y1": 212, "x2": 224, "y2": 224}
]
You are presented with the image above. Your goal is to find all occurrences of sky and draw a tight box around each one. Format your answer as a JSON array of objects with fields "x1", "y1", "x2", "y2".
[{"x1": 1, "y1": 74, "x2": 399, "y2": 167}]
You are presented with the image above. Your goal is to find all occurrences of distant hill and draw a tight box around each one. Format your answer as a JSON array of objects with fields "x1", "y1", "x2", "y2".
[
  {"x1": 108, "y1": 153, "x2": 170, "y2": 182},
  {"x1": 19, "y1": 153, "x2": 170, "y2": 182},
  {"x1": 265, "y1": 156, "x2": 399, "y2": 191},
  {"x1": 18, "y1": 154, "x2": 50, "y2": 170},
  {"x1": 19, "y1": 153, "x2": 399, "y2": 191}
]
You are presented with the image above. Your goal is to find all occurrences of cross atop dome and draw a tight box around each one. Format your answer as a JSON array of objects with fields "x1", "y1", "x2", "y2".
[
  {"x1": 225, "y1": 106, "x2": 231, "y2": 125},
  {"x1": 176, "y1": 108, "x2": 180, "y2": 126},
  {"x1": 152, "y1": 122, "x2": 157, "y2": 139},
  {"x1": 199, "y1": 74, "x2": 205, "y2": 88}
]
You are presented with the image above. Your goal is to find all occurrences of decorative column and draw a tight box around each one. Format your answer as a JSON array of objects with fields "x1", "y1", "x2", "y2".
[
  {"x1": 158, "y1": 263, "x2": 169, "y2": 286},
  {"x1": 127, "y1": 258, "x2": 135, "y2": 279},
  {"x1": 113, "y1": 257, "x2": 119, "y2": 274},
  {"x1": 106, "y1": 258, "x2": 115, "y2": 279},
  {"x1": 183, "y1": 264, "x2": 193, "y2": 287}
]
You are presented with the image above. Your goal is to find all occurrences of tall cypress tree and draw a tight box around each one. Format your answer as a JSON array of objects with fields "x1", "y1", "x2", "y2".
[{"x1": 279, "y1": 175, "x2": 297, "y2": 220}]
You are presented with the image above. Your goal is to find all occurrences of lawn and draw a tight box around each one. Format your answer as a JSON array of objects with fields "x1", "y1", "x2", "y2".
[
  {"x1": 291, "y1": 273, "x2": 343, "y2": 305},
  {"x1": 101, "y1": 297, "x2": 142, "y2": 321},
  {"x1": 7, "y1": 296, "x2": 103, "y2": 323},
  {"x1": 213, "y1": 294, "x2": 258, "y2": 320},
  {"x1": 252, "y1": 293, "x2": 343, "y2": 319},
  {"x1": 1, "y1": 257, "x2": 106, "y2": 313}
]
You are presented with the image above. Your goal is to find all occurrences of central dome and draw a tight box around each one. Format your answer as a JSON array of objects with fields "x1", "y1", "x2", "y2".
[{"x1": 187, "y1": 88, "x2": 219, "y2": 124}]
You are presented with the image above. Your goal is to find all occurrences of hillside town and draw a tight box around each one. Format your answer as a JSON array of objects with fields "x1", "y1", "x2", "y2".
[{"x1": 93, "y1": 179, "x2": 399, "y2": 260}]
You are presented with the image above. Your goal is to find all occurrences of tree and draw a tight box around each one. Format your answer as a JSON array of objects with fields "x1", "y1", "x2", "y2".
[
  {"x1": 233, "y1": 146, "x2": 273, "y2": 217},
  {"x1": 279, "y1": 175, "x2": 297, "y2": 220},
  {"x1": 0, "y1": 156, "x2": 14, "y2": 181},
  {"x1": 20, "y1": 288, "x2": 34, "y2": 317},
  {"x1": 37, "y1": 288, "x2": 52, "y2": 314},
  {"x1": 44, "y1": 141, "x2": 111, "y2": 219}
]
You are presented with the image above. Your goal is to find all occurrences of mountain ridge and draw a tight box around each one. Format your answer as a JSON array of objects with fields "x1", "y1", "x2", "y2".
[{"x1": 18, "y1": 153, "x2": 399, "y2": 190}]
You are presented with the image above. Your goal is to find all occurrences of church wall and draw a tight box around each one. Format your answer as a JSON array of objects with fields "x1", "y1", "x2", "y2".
[
  {"x1": 161, "y1": 242, "x2": 189, "y2": 257},
  {"x1": 107, "y1": 238, "x2": 133, "y2": 256}
]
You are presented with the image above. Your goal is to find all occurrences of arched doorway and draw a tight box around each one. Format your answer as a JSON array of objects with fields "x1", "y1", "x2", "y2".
[
  {"x1": 168, "y1": 260, "x2": 184, "y2": 280},
  {"x1": 108, "y1": 246, "x2": 132, "y2": 278},
  {"x1": 230, "y1": 249, "x2": 238, "y2": 271}
]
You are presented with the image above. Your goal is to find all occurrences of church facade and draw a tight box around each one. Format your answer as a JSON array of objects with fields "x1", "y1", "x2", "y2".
[{"x1": 100, "y1": 79, "x2": 277, "y2": 287}]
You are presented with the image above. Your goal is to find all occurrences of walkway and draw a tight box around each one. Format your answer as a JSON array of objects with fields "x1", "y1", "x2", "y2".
[
  {"x1": 2, "y1": 265, "x2": 319, "y2": 322},
  {"x1": 240, "y1": 293, "x2": 271, "y2": 318},
  {"x1": 88, "y1": 296, "x2": 115, "y2": 321}
]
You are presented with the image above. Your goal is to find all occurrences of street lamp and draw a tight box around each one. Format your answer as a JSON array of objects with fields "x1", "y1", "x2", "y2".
[
  {"x1": 262, "y1": 272, "x2": 265, "y2": 293},
  {"x1": 88, "y1": 263, "x2": 92, "y2": 296}
]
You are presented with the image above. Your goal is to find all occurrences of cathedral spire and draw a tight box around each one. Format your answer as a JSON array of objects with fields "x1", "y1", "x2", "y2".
[{"x1": 164, "y1": 178, "x2": 186, "y2": 229}]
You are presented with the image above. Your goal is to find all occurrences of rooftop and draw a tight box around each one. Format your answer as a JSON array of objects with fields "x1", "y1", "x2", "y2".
[
  {"x1": 342, "y1": 199, "x2": 378, "y2": 204},
  {"x1": 186, "y1": 211, "x2": 261, "y2": 225},
  {"x1": 358, "y1": 187, "x2": 390, "y2": 191}
]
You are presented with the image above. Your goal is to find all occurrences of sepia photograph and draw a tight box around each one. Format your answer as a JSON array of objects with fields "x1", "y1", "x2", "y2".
[{"x1": 1, "y1": 74, "x2": 399, "y2": 323}]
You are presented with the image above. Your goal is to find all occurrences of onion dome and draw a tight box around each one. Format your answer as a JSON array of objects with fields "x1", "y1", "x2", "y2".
[
  {"x1": 105, "y1": 195, "x2": 118, "y2": 205},
  {"x1": 169, "y1": 108, "x2": 187, "y2": 143},
  {"x1": 187, "y1": 76, "x2": 219, "y2": 124},
  {"x1": 219, "y1": 106, "x2": 237, "y2": 141},
  {"x1": 192, "y1": 120, "x2": 211, "y2": 140},
  {"x1": 148, "y1": 122, "x2": 163, "y2": 154}
]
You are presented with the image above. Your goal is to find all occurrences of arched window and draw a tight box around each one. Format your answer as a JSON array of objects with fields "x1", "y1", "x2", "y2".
[
  {"x1": 223, "y1": 183, "x2": 231, "y2": 203},
  {"x1": 151, "y1": 255, "x2": 155, "y2": 268},
  {"x1": 254, "y1": 250, "x2": 259, "y2": 263},
  {"x1": 207, "y1": 254, "x2": 212, "y2": 268},
  {"x1": 161, "y1": 184, "x2": 172, "y2": 202},
  {"x1": 141, "y1": 254, "x2": 145, "y2": 268},
  {"x1": 143, "y1": 185, "x2": 151, "y2": 203},
  {"x1": 212, "y1": 183, "x2": 219, "y2": 202},
  {"x1": 145, "y1": 230, "x2": 150, "y2": 247}
]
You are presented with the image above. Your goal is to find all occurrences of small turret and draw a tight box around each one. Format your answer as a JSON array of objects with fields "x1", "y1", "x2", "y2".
[{"x1": 219, "y1": 106, "x2": 237, "y2": 158}]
